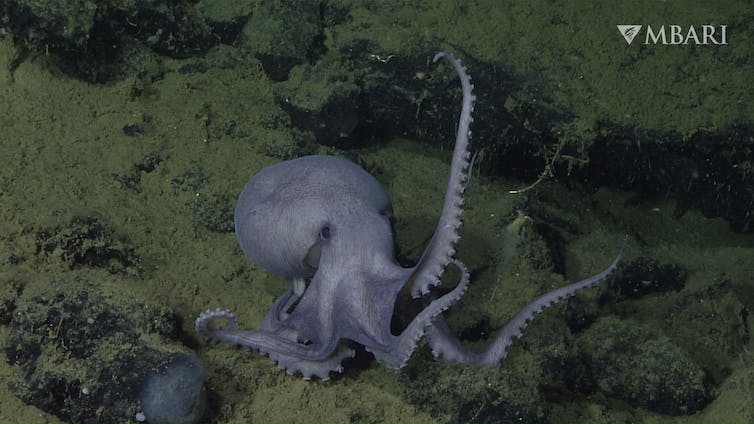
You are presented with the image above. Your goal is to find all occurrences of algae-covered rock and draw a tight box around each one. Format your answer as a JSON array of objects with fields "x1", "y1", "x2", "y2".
[
  {"x1": 195, "y1": 0, "x2": 251, "y2": 45},
  {"x1": 697, "y1": 351, "x2": 754, "y2": 423},
  {"x1": 3, "y1": 273, "x2": 205, "y2": 423},
  {"x1": 399, "y1": 351, "x2": 546, "y2": 424},
  {"x1": 661, "y1": 279, "x2": 750, "y2": 384},
  {"x1": 274, "y1": 60, "x2": 361, "y2": 144},
  {"x1": 578, "y1": 317, "x2": 710, "y2": 415},
  {"x1": 240, "y1": 0, "x2": 321, "y2": 81},
  {"x1": 5, "y1": 0, "x2": 215, "y2": 81}
]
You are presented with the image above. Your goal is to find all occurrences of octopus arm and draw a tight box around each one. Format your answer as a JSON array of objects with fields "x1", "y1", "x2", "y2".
[
  {"x1": 369, "y1": 259, "x2": 470, "y2": 369},
  {"x1": 427, "y1": 251, "x2": 623, "y2": 366},
  {"x1": 405, "y1": 52, "x2": 476, "y2": 298},
  {"x1": 195, "y1": 309, "x2": 352, "y2": 380}
]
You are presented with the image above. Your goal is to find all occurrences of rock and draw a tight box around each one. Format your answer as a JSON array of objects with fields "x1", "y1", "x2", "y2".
[
  {"x1": 240, "y1": 0, "x2": 321, "y2": 82},
  {"x1": 274, "y1": 61, "x2": 361, "y2": 144},
  {"x1": 399, "y1": 351, "x2": 546, "y2": 424},
  {"x1": 196, "y1": 0, "x2": 251, "y2": 45},
  {"x1": 606, "y1": 256, "x2": 687, "y2": 300},
  {"x1": 661, "y1": 279, "x2": 750, "y2": 384},
  {"x1": 3, "y1": 273, "x2": 205, "y2": 423},
  {"x1": 4, "y1": 0, "x2": 215, "y2": 81},
  {"x1": 578, "y1": 317, "x2": 710, "y2": 415},
  {"x1": 139, "y1": 353, "x2": 206, "y2": 424}
]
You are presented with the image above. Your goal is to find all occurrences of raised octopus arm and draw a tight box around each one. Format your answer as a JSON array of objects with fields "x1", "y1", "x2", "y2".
[{"x1": 405, "y1": 51, "x2": 476, "y2": 298}]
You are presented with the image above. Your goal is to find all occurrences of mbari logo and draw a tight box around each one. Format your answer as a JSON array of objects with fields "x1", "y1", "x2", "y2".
[{"x1": 617, "y1": 24, "x2": 728, "y2": 45}]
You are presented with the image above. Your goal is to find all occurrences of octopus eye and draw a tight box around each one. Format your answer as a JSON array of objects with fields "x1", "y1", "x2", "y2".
[{"x1": 320, "y1": 226, "x2": 331, "y2": 240}]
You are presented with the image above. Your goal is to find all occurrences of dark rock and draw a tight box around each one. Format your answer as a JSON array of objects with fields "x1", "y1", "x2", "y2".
[
  {"x1": 6, "y1": 1, "x2": 97, "y2": 53},
  {"x1": 128, "y1": 2, "x2": 214, "y2": 58},
  {"x1": 196, "y1": 0, "x2": 251, "y2": 45},
  {"x1": 606, "y1": 256, "x2": 687, "y2": 300},
  {"x1": 240, "y1": 0, "x2": 322, "y2": 82},
  {"x1": 324, "y1": 7, "x2": 528, "y2": 168},
  {"x1": 4, "y1": 274, "x2": 204, "y2": 423},
  {"x1": 5, "y1": 0, "x2": 216, "y2": 82},
  {"x1": 274, "y1": 61, "x2": 361, "y2": 144},
  {"x1": 344, "y1": 50, "x2": 496, "y2": 151},
  {"x1": 578, "y1": 317, "x2": 710, "y2": 415},
  {"x1": 585, "y1": 126, "x2": 754, "y2": 232},
  {"x1": 6, "y1": 0, "x2": 119, "y2": 82},
  {"x1": 662, "y1": 279, "x2": 750, "y2": 384},
  {"x1": 399, "y1": 351, "x2": 546, "y2": 424}
]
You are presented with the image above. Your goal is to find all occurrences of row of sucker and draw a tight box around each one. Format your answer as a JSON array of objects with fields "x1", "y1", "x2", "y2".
[
  {"x1": 478, "y1": 250, "x2": 623, "y2": 366},
  {"x1": 407, "y1": 51, "x2": 476, "y2": 298},
  {"x1": 381, "y1": 259, "x2": 471, "y2": 369},
  {"x1": 196, "y1": 309, "x2": 355, "y2": 380},
  {"x1": 425, "y1": 251, "x2": 623, "y2": 366},
  {"x1": 195, "y1": 308, "x2": 238, "y2": 337},
  {"x1": 195, "y1": 309, "x2": 339, "y2": 359},
  {"x1": 267, "y1": 343, "x2": 355, "y2": 381}
]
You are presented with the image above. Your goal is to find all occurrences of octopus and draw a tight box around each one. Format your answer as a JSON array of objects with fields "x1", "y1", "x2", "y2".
[{"x1": 196, "y1": 51, "x2": 621, "y2": 380}]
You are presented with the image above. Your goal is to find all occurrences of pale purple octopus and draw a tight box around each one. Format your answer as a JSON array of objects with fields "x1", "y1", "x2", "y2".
[{"x1": 196, "y1": 52, "x2": 621, "y2": 380}]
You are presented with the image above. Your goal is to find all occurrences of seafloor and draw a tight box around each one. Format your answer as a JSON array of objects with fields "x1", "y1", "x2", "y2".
[{"x1": 0, "y1": 1, "x2": 752, "y2": 423}]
